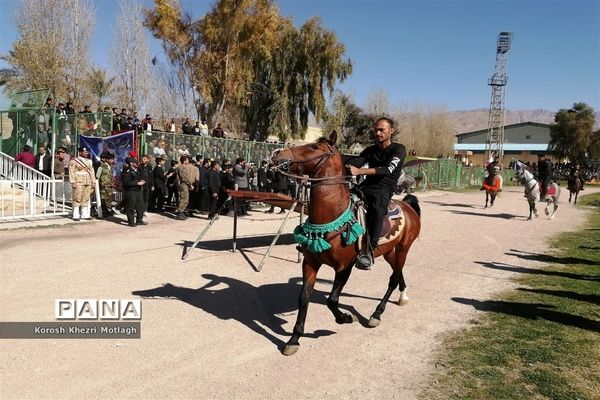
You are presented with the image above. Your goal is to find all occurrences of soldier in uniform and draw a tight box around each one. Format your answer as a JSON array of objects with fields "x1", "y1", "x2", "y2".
[
  {"x1": 98, "y1": 151, "x2": 116, "y2": 218},
  {"x1": 175, "y1": 156, "x2": 195, "y2": 220},
  {"x1": 69, "y1": 146, "x2": 96, "y2": 221},
  {"x1": 122, "y1": 157, "x2": 147, "y2": 227}
]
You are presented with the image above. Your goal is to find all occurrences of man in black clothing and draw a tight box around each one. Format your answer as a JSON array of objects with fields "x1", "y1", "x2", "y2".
[
  {"x1": 218, "y1": 163, "x2": 235, "y2": 214},
  {"x1": 537, "y1": 153, "x2": 552, "y2": 200},
  {"x1": 346, "y1": 117, "x2": 406, "y2": 270},
  {"x1": 265, "y1": 169, "x2": 289, "y2": 214},
  {"x1": 139, "y1": 155, "x2": 154, "y2": 214},
  {"x1": 207, "y1": 161, "x2": 222, "y2": 218},
  {"x1": 182, "y1": 117, "x2": 194, "y2": 135},
  {"x1": 257, "y1": 160, "x2": 271, "y2": 192},
  {"x1": 152, "y1": 158, "x2": 168, "y2": 212},
  {"x1": 122, "y1": 157, "x2": 147, "y2": 227}
]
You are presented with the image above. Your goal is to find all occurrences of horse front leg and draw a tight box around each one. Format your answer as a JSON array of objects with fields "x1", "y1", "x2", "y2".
[
  {"x1": 368, "y1": 250, "x2": 408, "y2": 328},
  {"x1": 327, "y1": 267, "x2": 355, "y2": 324},
  {"x1": 282, "y1": 260, "x2": 320, "y2": 356},
  {"x1": 569, "y1": 192, "x2": 572, "y2": 204},
  {"x1": 485, "y1": 192, "x2": 489, "y2": 208}
]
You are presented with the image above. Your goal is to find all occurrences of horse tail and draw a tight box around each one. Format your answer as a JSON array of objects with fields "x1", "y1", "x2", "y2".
[{"x1": 402, "y1": 194, "x2": 421, "y2": 217}]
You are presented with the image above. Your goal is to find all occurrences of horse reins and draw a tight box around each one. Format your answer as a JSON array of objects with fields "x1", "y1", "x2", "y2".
[{"x1": 275, "y1": 143, "x2": 354, "y2": 188}]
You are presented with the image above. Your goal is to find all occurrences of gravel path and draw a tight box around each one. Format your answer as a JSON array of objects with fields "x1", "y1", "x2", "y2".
[{"x1": 1, "y1": 186, "x2": 596, "y2": 399}]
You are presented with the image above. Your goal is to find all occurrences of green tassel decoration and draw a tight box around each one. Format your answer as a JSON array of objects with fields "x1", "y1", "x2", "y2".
[{"x1": 294, "y1": 204, "x2": 364, "y2": 253}]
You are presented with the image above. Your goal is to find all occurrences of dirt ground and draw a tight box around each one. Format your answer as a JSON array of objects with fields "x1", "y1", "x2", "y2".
[{"x1": 0, "y1": 186, "x2": 596, "y2": 400}]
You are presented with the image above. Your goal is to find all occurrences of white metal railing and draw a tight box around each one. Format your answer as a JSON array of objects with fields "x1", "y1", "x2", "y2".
[{"x1": 0, "y1": 151, "x2": 70, "y2": 220}]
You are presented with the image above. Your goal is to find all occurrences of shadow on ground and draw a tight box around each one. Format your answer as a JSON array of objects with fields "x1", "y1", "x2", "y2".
[
  {"x1": 452, "y1": 297, "x2": 600, "y2": 333},
  {"x1": 179, "y1": 233, "x2": 297, "y2": 252},
  {"x1": 516, "y1": 288, "x2": 600, "y2": 306},
  {"x1": 474, "y1": 261, "x2": 599, "y2": 281},
  {"x1": 422, "y1": 200, "x2": 476, "y2": 209},
  {"x1": 449, "y1": 210, "x2": 517, "y2": 219},
  {"x1": 133, "y1": 275, "x2": 381, "y2": 351},
  {"x1": 506, "y1": 248, "x2": 599, "y2": 266}
]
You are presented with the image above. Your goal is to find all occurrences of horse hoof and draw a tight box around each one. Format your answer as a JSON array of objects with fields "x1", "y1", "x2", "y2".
[
  {"x1": 398, "y1": 298, "x2": 409, "y2": 306},
  {"x1": 336, "y1": 313, "x2": 355, "y2": 324},
  {"x1": 281, "y1": 344, "x2": 299, "y2": 356},
  {"x1": 544, "y1": 209, "x2": 549, "y2": 216},
  {"x1": 367, "y1": 317, "x2": 380, "y2": 328}
]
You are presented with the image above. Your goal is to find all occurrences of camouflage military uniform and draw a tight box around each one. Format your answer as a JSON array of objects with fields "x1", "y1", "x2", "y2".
[
  {"x1": 98, "y1": 161, "x2": 114, "y2": 205},
  {"x1": 176, "y1": 163, "x2": 195, "y2": 213}
]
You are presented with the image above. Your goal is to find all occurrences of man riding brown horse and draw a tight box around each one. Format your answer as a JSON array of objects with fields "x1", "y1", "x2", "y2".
[{"x1": 345, "y1": 117, "x2": 406, "y2": 270}]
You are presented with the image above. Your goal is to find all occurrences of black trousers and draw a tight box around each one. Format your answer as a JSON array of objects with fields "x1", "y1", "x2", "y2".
[
  {"x1": 141, "y1": 186, "x2": 150, "y2": 213},
  {"x1": 362, "y1": 187, "x2": 392, "y2": 249},
  {"x1": 540, "y1": 177, "x2": 551, "y2": 197},
  {"x1": 125, "y1": 189, "x2": 144, "y2": 224}
]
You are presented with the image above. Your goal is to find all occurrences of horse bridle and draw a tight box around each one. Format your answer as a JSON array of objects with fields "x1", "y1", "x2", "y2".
[
  {"x1": 286, "y1": 142, "x2": 335, "y2": 176},
  {"x1": 276, "y1": 142, "x2": 353, "y2": 187}
]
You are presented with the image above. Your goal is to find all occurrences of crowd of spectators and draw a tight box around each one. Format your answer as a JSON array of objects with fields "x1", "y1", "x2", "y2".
[
  {"x1": 96, "y1": 153, "x2": 299, "y2": 224},
  {"x1": 507, "y1": 159, "x2": 600, "y2": 182}
]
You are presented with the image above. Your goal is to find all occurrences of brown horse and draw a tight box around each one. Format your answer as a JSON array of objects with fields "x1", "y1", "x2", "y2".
[
  {"x1": 568, "y1": 174, "x2": 582, "y2": 205},
  {"x1": 482, "y1": 167, "x2": 502, "y2": 208},
  {"x1": 271, "y1": 131, "x2": 421, "y2": 356}
]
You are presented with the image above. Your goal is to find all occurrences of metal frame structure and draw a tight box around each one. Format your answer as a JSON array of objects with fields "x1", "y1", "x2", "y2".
[{"x1": 485, "y1": 32, "x2": 513, "y2": 163}]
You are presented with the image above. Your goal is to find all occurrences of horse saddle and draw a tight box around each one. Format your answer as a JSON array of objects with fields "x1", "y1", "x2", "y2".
[
  {"x1": 355, "y1": 199, "x2": 405, "y2": 250},
  {"x1": 538, "y1": 181, "x2": 557, "y2": 196}
]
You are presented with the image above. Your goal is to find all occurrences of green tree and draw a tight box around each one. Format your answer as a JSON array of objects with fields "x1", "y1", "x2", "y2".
[
  {"x1": 322, "y1": 91, "x2": 374, "y2": 148},
  {"x1": 87, "y1": 67, "x2": 115, "y2": 109},
  {"x1": 549, "y1": 102, "x2": 596, "y2": 163},
  {"x1": 145, "y1": 0, "x2": 352, "y2": 140}
]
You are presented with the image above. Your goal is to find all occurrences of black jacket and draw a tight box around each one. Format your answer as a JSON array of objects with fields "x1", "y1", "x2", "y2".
[
  {"x1": 122, "y1": 168, "x2": 143, "y2": 191},
  {"x1": 208, "y1": 169, "x2": 222, "y2": 195},
  {"x1": 153, "y1": 165, "x2": 167, "y2": 192},
  {"x1": 348, "y1": 142, "x2": 406, "y2": 193}
]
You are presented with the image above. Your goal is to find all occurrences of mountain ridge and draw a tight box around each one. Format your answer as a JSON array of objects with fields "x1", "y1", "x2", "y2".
[{"x1": 450, "y1": 108, "x2": 600, "y2": 134}]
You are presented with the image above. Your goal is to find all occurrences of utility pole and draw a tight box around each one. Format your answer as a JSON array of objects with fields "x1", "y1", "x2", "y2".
[{"x1": 485, "y1": 32, "x2": 513, "y2": 163}]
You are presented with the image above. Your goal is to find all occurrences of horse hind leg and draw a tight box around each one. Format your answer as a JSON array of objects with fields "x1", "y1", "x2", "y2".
[
  {"x1": 397, "y1": 270, "x2": 409, "y2": 306},
  {"x1": 550, "y1": 199, "x2": 558, "y2": 219},
  {"x1": 368, "y1": 250, "x2": 408, "y2": 328}
]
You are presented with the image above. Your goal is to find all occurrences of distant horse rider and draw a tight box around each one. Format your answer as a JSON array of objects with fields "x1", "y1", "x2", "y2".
[
  {"x1": 569, "y1": 163, "x2": 585, "y2": 191},
  {"x1": 481, "y1": 154, "x2": 503, "y2": 191},
  {"x1": 345, "y1": 117, "x2": 406, "y2": 270},
  {"x1": 537, "y1": 153, "x2": 552, "y2": 200}
]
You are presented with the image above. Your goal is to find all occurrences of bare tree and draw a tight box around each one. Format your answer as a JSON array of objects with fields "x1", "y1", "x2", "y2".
[
  {"x1": 4, "y1": 0, "x2": 94, "y2": 104},
  {"x1": 392, "y1": 103, "x2": 454, "y2": 157},
  {"x1": 146, "y1": 61, "x2": 183, "y2": 123},
  {"x1": 111, "y1": 0, "x2": 151, "y2": 113},
  {"x1": 63, "y1": 0, "x2": 95, "y2": 105},
  {"x1": 364, "y1": 89, "x2": 392, "y2": 117},
  {"x1": 5, "y1": 0, "x2": 69, "y2": 98}
]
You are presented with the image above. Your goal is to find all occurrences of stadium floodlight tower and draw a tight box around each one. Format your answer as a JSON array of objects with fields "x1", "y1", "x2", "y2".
[{"x1": 485, "y1": 31, "x2": 513, "y2": 164}]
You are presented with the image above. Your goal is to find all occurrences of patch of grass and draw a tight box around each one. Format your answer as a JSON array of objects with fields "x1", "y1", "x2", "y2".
[
  {"x1": 421, "y1": 196, "x2": 600, "y2": 400},
  {"x1": 577, "y1": 191, "x2": 600, "y2": 207}
]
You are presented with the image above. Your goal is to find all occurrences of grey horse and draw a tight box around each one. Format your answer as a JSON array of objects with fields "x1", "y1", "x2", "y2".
[{"x1": 397, "y1": 171, "x2": 417, "y2": 194}]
